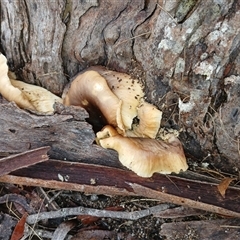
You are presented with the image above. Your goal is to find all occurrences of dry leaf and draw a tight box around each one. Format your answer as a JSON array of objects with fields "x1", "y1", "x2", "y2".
[
  {"x1": 217, "y1": 178, "x2": 235, "y2": 198},
  {"x1": 10, "y1": 212, "x2": 28, "y2": 240}
]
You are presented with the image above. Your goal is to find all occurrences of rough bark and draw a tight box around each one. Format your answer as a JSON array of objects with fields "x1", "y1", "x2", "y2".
[
  {"x1": 0, "y1": 102, "x2": 119, "y2": 167},
  {"x1": 0, "y1": 0, "x2": 240, "y2": 171},
  {"x1": 0, "y1": 146, "x2": 49, "y2": 176}
]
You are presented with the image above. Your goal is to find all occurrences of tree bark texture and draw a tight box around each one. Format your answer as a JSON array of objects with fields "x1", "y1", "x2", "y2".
[
  {"x1": 0, "y1": 0, "x2": 240, "y2": 172},
  {"x1": 0, "y1": 102, "x2": 119, "y2": 167}
]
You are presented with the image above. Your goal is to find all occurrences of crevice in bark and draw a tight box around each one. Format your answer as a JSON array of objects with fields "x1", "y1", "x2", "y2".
[
  {"x1": 102, "y1": 4, "x2": 129, "y2": 66},
  {"x1": 225, "y1": 0, "x2": 240, "y2": 19}
]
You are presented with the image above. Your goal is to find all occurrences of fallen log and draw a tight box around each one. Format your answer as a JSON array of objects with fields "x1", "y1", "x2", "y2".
[
  {"x1": 0, "y1": 160, "x2": 240, "y2": 218},
  {"x1": 1, "y1": 101, "x2": 240, "y2": 218}
]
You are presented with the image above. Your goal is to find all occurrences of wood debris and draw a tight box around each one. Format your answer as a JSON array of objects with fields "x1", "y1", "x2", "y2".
[{"x1": 0, "y1": 146, "x2": 49, "y2": 177}]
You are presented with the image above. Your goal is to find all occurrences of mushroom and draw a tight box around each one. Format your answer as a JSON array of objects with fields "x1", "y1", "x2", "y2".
[
  {"x1": 10, "y1": 79, "x2": 63, "y2": 114},
  {"x1": 0, "y1": 53, "x2": 62, "y2": 114},
  {"x1": 96, "y1": 125, "x2": 188, "y2": 178},
  {"x1": 74, "y1": 66, "x2": 162, "y2": 137},
  {"x1": 0, "y1": 53, "x2": 34, "y2": 110},
  {"x1": 88, "y1": 66, "x2": 145, "y2": 131},
  {"x1": 127, "y1": 101, "x2": 162, "y2": 138},
  {"x1": 63, "y1": 70, "x2": 125, "y2": 131}
]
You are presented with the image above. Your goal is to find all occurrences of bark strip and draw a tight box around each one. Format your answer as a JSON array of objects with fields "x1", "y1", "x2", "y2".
[
  {"x1": 0, "y1": 146, "x2": 49, "y2": 176},
  {"x1": 0, "y1": 159, "x2": 240, "y2": 217}
]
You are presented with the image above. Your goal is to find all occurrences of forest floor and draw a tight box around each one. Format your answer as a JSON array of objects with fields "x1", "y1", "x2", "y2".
[{"x1": 0, "y1": 182, "x2": 222, "y2": 240}]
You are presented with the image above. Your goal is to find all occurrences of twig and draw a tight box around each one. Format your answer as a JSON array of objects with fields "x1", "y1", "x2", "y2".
[
  {"x1": 21, "y1": 229, "x2": 59, "y2": 240},
  {"x1": 0, "y1": 194, "x2": 34, "y2": 213},
  {"x1": 220, "y1": 225, "x2": 240, "y2": 229},
  {"x1": 27, "y1": 204, "x2": 169, "y2": 224},
  {"x1": 36, "y1": 187, "x2": 60, "y2": 210},
  {"x1": 52, "y1": 220, "x2": 76, "y2": 240}
]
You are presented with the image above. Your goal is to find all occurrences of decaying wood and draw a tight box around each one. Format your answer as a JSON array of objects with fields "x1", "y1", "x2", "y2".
[
  {"x1": 1, "y1": 160, "x2": 240, "y2": 218},
  {"x1": 160, "y1": 218, "x2": 240, "y2": 240},
  {"x1": 0, "y1": 146, "x2": 49, "y2": 177},
  {"x1": 0, "y1": 102, "x2": 119, "y2": 167}
]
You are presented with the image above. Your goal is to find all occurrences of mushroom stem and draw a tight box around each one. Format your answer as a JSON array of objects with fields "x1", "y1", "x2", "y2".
[
  {"x1": 88, "y1": 66, "x2": 145, "y2": 130},
  {"x1": 63, "y1": 70, "x2": 124, "y2": 131},
  {"x1": 96, "y1": 125, "x2": 188, "y2": 178}
]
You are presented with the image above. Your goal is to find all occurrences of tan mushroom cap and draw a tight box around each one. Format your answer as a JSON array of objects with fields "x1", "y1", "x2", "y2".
[
  {"x1": 96, "y1": 125, "x2": 188, "y2": 178},
  {"x1": 0, "y1": 53, "x2": 34, "y2": 110},
  {"x1": 0, "y1": 53, "x2": 62, "y2": 114},
  {"x1": 10, "y1": 79, "x2": 63, "y2": 114},
  {"x1": 127, "y1": 101, "x2": 162, "y2": 138},
  {"x1": 87, "y1": 66, "x2": 162, "y2": 137},
  {"x1": 88, "y1": 66, "x2": 145, "y2": 131},
  {"x1": 63, "y1": 70, "x2": 124, "y2": 131}
]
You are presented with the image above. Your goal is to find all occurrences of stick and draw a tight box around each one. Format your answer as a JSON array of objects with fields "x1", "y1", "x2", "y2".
[{"x1": 27, "y1": 204, "x2": 170, "y2": 224}]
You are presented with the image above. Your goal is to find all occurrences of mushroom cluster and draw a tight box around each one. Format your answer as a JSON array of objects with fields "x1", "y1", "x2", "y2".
[
  {"x1": 0, "y1": 53, "x2": 188, "y2": 177},
  {"x1": 63, "y1": 66, "x2": 188, "y2": 177},
  {"x1": 0, "y1": 53, "x2": 62, "y2": 114}
]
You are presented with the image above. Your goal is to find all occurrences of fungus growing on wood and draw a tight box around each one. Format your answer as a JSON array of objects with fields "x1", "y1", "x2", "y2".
[
  {"x1": 88, "y1": 66, "x2": 145, "y2": 131},
  {"x1": 65, "y1": 66, "x2": 162, "y2": 136},
  {"x1": 96, "y1": 125, "x2": 188, "y2": 178},
  {"x1": 10, "y1": 79, "x2": 63, "y2": 114},
  {"x1": 0, "y1": 53, "x2": 62, "y2": 114},
  {"x1": 63, "y1": 70, "x2": 125, "y2": 131},
  {"x1": 127, "y1": 101, "x2": 162, "y2": 138}
]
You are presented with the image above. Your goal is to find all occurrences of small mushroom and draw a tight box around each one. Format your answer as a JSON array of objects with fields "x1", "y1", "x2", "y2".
[
  {"x1": 96, "y1": 125, "x2": 188, "y2": 178},
  {"x1": 63, "y1": 70, "x2": 124, "y2": 131},
  {"x1": 0, "y1": 53, "x2": 62, "y2": 114}
]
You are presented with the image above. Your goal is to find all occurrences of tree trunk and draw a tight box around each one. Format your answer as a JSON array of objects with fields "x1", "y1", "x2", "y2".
[{"x1": 0, "y1": 0, "x2": 240, "y2": 172}]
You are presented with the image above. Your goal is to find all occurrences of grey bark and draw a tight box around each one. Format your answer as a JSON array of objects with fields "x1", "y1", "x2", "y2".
[
  {"x1": 0, "y1": 102, "x2": 119, "y2": 167},
  {"x1": 0, "y1": 0, "x2": 240, "y2": 172}
]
